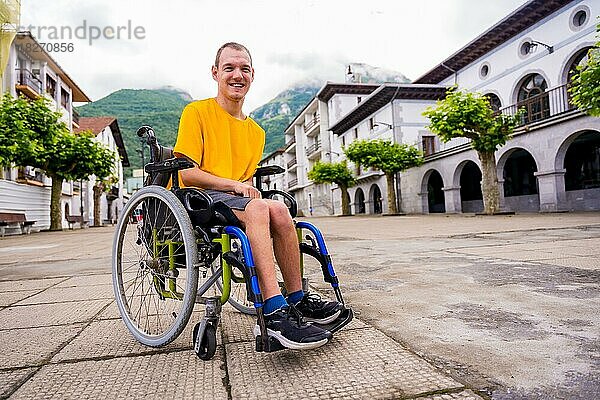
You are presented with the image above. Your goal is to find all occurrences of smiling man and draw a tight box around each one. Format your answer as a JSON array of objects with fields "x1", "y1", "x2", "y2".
[{"x1": 173, "y1": 42, "x2": 343, "y2": 350}]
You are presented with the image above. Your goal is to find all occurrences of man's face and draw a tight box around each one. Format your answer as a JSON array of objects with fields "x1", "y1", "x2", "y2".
[{"x1": 212, "y1": 47, "x2": 254, "y2": 102}]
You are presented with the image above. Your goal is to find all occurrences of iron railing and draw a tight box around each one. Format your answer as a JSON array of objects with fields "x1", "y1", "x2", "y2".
[
  {"x1": 305, "y1": 139, "x2": 321, "y2": 156},
  {"x1": 285, "y1": 136, "x2": 296, "y2": 148},
  {"x1": 287, "y1": 157, "x2": 297, "y2": 168},
  {"x1": 288, "y1": 178, "x2": 298, "y2": 188},
  {"x1": 304, "y1": 115, "x2": 320, "y2": 131},
  {"x1": 499, "y1": 84, "x2": 576, "y2": 126},
  {"x1": 16, "y1": 68, "x2": 42, "y2": 95}
]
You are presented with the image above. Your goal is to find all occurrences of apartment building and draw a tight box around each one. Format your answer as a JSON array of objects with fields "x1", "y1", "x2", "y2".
[{"x1": 276, "y1": 0, "x2": 599, "y2": 216}]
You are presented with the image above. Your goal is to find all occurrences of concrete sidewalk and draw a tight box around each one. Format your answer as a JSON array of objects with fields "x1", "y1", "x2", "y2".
[{"x1": 0, "y1": 213, "x2": 599, "y2": 399}]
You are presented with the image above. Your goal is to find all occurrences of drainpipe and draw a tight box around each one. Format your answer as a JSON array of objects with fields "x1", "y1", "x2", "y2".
[{"x1": 441, "y1": 62, "x2": 458, "y2": 85}]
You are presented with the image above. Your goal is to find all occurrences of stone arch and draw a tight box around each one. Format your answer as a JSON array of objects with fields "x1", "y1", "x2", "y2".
[
  {"x1": 354, "y1": 187, "x2": 366, "y2": 214},
  {"x1": 557, "y1": 130, "x2": 600, "y2": 191},
  {"x1": 368, "y1": 184, "x2": 383, "y2": 214},
  {"x1": 421, "y1": 169, "x2": 445, "y2": 213},
  {"x1": 560, "y1": 43, "x2": 596, "y2": 85},
  {"x1": 455, "y1": 160, "x2": 483, "y2": 213},
  {"x1": 499, "y1": 148, "x2": 539, "y2": 197},
  {"x1": 512, "y1": 69, "x2": 552, "y2": 104}
]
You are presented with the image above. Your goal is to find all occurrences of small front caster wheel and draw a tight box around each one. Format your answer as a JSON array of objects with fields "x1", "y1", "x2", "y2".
[{"x1": 193, "y1": 323, "x2": 217, "y2": 360}]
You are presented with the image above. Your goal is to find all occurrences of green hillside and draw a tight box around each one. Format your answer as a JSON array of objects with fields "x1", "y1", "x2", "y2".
[
  {"x1": 250, "y1": 84, "x2": 319, "y2": 155},
  {"x1": 76, "y1": 88, "x2": 191, "y2": 174}
]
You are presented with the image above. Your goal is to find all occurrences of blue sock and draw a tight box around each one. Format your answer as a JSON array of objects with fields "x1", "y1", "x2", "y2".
[
  {"x1": 287, "y1": 290, "x2": 304, "y2": 305},
  {"x1": 263, "y1": 294, "x2": 288, "y2": 315}
]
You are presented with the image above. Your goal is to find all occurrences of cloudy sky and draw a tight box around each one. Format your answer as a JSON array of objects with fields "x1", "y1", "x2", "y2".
[{"x1": 21, "y1": 0, "x2": 528, "y2": 111}]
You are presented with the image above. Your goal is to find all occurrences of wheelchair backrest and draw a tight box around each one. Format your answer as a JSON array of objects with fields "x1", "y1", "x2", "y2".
[{"x1": 144, "y1": 145, "x2": 174, "y2": 188}]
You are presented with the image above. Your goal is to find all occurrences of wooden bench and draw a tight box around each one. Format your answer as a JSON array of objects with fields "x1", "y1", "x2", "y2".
[
  {"x1": 0, "y1": 212, "x2": 36, "y2": 237},
  {"x1": 65, "y1": 214, "x2": 89, "y2": 230}
]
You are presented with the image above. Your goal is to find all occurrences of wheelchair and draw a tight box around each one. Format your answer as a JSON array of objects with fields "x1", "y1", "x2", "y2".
[{"x1": 112, "y1": 126, "x2": 353, "y2": 361}]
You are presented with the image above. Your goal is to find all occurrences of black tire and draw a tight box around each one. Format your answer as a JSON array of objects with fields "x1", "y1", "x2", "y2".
[
  {"x1": 112, "y1": 186, "x2": 198, "y2": 347},
  {"x1": 194, "y1": 323, "x2": 217, "y2": 361}
]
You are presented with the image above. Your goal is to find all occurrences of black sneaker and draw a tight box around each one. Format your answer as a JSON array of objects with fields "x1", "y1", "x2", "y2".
[
  {"x1": 253, "y1": 305, "x2": 332, "y2": 350},
  {"x1": 294, "y1": 292, "x2": 343, "y2": 324}
]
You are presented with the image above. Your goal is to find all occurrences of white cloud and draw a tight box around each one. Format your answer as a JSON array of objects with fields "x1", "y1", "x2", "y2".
[{"x1": 21, "y1": 0, "x2": 528, "y2": 111}]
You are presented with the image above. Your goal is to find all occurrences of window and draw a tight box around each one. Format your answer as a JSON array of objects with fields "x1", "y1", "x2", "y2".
[
  {"x1": 353, "y1": 128, "x2": 358, "y2": 140},
  {"x1": 570, "y1": 6, "x2": 590, "y2": 31},
  {"x1": 60, "y1": 87, "x2": 70, "y2": 109},
  {"x1": 517, "y1": 74, "x2": 549, "y2": 123},
  {"x1": 46, "y1": 75, "x2": 56, "y2": 98},
  {"x1": 484, "y1": 93, "x2": 502, "y2": 112},
  {"x1": 479, "y1": 63, "x2": 490, "y2": 79},
  {"x1": 422, "y1": 136, "x2": 436, "y2": 156}
]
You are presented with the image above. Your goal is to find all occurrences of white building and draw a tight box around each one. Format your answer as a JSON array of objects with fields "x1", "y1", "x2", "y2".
[
  {"x1": 404, "y1": 0, "x2": 600, "y2": 214},
  {"x1": 75, "y1": 117, "x2": 130, "y2": 225},
  {"x1": 282, "y1": 84, "x2": 379, "y2": 216},
  {"x1": 274, "y1": 0, "x2": 600, "y2": 216},
  {"x1": 0, "y1": 32, "x2": 128, "y2": 231}
]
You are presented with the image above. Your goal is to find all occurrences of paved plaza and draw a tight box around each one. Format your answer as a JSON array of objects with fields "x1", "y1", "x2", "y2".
[{"x1": 0, "y1": 213, "x2": 599, "y2": 399}]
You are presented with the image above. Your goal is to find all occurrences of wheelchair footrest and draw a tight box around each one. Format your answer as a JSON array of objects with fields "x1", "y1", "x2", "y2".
[
  {"x1": 255, "y1": 335, "x2": 286, "y2": 353},
  {"x1": 316, "y1": 307, "x2": 354, "y2": 334}
]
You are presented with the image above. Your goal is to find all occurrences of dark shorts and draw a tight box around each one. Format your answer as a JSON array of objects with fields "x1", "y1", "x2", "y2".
[{"x1": 203, "y1": 190, "x2": 252, "y2": 211}]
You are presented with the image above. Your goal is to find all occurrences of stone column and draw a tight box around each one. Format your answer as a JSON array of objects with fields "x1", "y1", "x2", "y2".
[
  {"x1": 497, "y1": 179, "x2": 507, "y2": 211},
  {"x1": 534, "y1": 169, "x2": 566, "y2": 212},
  {"x1": 442, "y1": 185, "x2": 461, "y2": 213}
]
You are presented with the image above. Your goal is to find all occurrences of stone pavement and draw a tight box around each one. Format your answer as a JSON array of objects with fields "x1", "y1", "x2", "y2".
[{"x1": 0, "y1": 213, "x2": 599, "y2": 399}]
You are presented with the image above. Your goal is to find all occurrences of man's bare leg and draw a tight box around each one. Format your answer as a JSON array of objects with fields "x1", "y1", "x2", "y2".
[
  {"x1": 265, "y1": 200, "x2": 302, "y2": 294},
  {"x1": 233, "y1": 199, "x2": 281, "y2": 300}
]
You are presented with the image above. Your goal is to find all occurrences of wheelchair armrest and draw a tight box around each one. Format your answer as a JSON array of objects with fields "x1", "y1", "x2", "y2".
[
  {"x1": 261, "y1": 190, "x2": 297, "y2": 218},
  {"x1": 145, "y1": 157, "x2": 194, "y2": 174},
  {"x1": 254, "y1": 165, "x2": 284, "y2": 177},
  {"x1": 175, "y1": 188, "x2": 215, "y2": 226}
]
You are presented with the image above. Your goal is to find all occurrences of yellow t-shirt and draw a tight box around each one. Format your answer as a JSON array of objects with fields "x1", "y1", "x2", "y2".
[{"x1": 173, "y1": 98, "x2": 265, "y2": 185}]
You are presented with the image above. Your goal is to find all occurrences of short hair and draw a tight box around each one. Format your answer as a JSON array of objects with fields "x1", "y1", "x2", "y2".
[{"x1": 214, "y1": 42, "x2": 252, "y2": 68}]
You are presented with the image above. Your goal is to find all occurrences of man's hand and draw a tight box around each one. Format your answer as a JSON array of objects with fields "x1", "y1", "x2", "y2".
[{"x1": 233, "y1": 181, "x2": 261, "y2": 199}]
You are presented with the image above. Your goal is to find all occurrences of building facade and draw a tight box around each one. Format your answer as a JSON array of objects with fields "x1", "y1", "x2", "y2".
[
  {"x1": 0, "y1": 32, "x2": 128, "y2": 231},
  {"x1": 271, "y1": 0, "x2": 599, "y2": 216},
  {"x1": 406, "y1": 0, "x2": 600, "y2": 214}
]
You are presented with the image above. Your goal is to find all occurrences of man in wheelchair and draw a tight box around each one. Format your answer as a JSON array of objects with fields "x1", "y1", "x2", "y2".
[{"x1": 172, "y1": 42, "x2": 344, "y2": 350}]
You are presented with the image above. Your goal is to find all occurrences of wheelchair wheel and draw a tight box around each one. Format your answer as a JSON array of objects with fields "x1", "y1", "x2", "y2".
[
  {"x1": 112, "y1": 186, "x2": 198, "y2": 347},
  {"x1": 193, "y1": 322, "x2": 217, "y2": 360}
]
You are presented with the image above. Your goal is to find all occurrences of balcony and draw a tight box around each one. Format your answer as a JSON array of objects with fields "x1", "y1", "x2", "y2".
[
  {"x1": 305, "y1": 139, "x2": 321, "y2": 159},
  {"x1": 499, "y1": 84, "x2": 577, "y2": 126},
  {"x1": 15, "y1": 68, "x2": 43, "y2": 99},
  {"x1": 285, "y1": 136, "x2": 296, "y2": 153},
  {"x1": 304, "y1": 115, "x2": 320, "y2": 136},
  {"x1": 287, "y1": 157, "x2": 297, "y2": 168},
  {"x1": 287, "y1": 178, "x2": 298, "y2": 189}
]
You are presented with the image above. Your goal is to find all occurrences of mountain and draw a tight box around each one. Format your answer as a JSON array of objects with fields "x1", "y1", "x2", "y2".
[
  {"x1": 346, "y1": 63, "x2": 411, "y2": 84},
  {"x1": 76, "y1": 88, "x2": 191, "y2": 174},
  {"x1": 251, "y1": 82, "x2": 320, "y2": 156}
]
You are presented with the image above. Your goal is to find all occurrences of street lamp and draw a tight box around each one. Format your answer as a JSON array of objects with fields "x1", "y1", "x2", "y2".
[{"x1": 373, "y1": 121, "x2": 393, "y2": 130}]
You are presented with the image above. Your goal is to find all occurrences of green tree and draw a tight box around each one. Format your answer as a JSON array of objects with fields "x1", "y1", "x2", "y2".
[
  {"x1": 423, "y1": 88, "x2": 521, "y2": 214},
  {"x1": 308, "y1": 161, "x2": 355, "y2": 215},
  {"x1": 344, "y1": 139, "x2": 423, "y2": 214},
  {"x1": 0, "y1": 94, "x2": 116, "y2": 230},
  {"x1": 569, "y1": 24, "x2": 600, "y2": 116}
]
